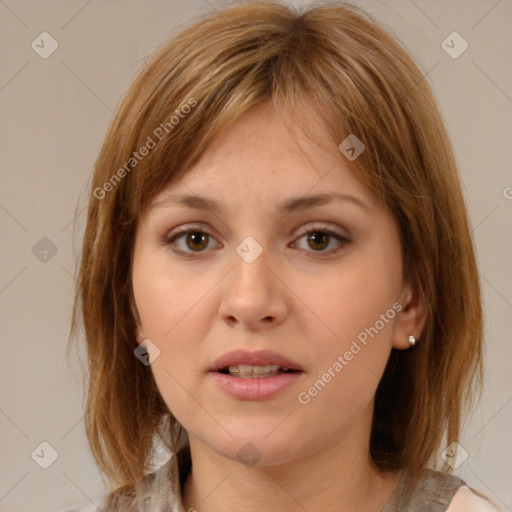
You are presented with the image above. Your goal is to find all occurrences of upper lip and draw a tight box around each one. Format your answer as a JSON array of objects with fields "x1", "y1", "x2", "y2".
[{"x1": 210, "y1": 349, "x2": 303, "y2": 372}]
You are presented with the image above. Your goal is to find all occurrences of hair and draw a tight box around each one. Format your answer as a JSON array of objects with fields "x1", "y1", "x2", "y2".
[{"x1": 69, "y1": 0, "x2": 483, "y2": 501}]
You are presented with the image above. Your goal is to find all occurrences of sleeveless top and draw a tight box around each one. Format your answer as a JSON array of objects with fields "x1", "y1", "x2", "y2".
[{"x1": 63, "y1": 450, "x2": 495, "y2": 512}]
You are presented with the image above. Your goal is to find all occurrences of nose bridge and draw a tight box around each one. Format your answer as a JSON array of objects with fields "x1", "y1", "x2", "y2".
[
  {"x1": 231, "y1": 234, "x2": 272, "y2": 302},
  {"x1": 219, "y1": 234, "x2": 287, "y2": 328}
]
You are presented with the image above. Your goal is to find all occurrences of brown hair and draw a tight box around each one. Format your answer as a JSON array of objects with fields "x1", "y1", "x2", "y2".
[{"x1": 69, "y1": 0, "x2": 483, "y2": 497}]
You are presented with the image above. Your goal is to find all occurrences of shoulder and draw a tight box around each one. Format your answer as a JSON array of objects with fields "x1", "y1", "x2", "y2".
[
  {"x1": 57, "y1": 455, "x2": 181, "y2": 512},
  {"x1": 447, "y1": 485, "x2": 502, "y2": 512},
  {"x1": 385, "y1": 469, "x2": 500, "y2": 512}
]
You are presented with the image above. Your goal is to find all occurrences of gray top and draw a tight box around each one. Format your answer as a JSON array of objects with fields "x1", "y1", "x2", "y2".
[
  {"x1": 382, "y1": 468, "x2": 465, "y2": 511},
  {"x1": 67, "y1": 451, "x2": 471, "y2": 511},
  {"x1": 98, "y1": 451, "x2": 466, "y2": 512}
]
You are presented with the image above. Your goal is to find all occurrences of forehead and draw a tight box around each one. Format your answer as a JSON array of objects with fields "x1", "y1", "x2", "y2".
[{"x1": 149, "y1": 101, "x2": 376, "y2": 213}]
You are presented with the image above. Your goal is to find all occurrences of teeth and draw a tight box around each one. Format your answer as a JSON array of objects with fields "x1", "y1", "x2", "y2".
[
  {"x1": 227, "y1": 364, "x2": 287, "y2": 378},
  {"x1": 228, "y1": 364, "x2": 281, "y2": 373}
]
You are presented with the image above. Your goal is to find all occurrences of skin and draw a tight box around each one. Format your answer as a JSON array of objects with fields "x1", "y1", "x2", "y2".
[{"x1": 131, "y1": 101, "x2": 427, "y2": 512}]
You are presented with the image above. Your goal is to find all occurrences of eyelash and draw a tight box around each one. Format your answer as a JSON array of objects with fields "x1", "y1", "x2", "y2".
[{"x1": 163, "y1": 224, "x2": 351, "y2": 258}]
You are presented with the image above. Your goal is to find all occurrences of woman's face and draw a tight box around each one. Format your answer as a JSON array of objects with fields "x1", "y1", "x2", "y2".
[{"x1": 132, "y1": 101, "x2": 421, "y2": 467}]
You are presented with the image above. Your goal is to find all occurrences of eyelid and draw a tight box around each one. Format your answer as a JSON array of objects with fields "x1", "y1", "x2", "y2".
[{"x1": 293, "y1": 223, "x2": 350, "y2": 240}]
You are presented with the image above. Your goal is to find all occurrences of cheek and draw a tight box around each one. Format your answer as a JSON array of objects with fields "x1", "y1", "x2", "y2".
[
  {"x1": 294, "y1": 289, "x2": 397, "y2": 428},
  {"x1": 131, "y1": 242, "x2": 223, "y2": 399},
  {"x1": 292, "y1": 245, "x2": 402, "y2": 410},
  {"x1": 132, "y1": 244, "x2": 211, "y2": 341},
  {"x1": 296, "y1": 259, "x2": 401, "y2": 349},
  {"x1": 132, "y1": 261, "x2": 210, "y2": 426}
]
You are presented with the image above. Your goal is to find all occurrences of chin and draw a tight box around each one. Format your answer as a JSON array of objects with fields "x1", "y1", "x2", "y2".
[{"x1": 209, "y1": 430, "x2": 303, "y2": 468}]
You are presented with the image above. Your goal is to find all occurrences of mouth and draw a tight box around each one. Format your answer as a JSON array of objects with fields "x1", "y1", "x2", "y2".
[
  {"x1": 210, "y1": 349, "x2": 304, "y2": 376},
  {"x1": 209, "y1": 349, "x2": 304, "y2": 400},
  {"x1": 217, "y1": 364, "x2": 300, "y2": 379}
]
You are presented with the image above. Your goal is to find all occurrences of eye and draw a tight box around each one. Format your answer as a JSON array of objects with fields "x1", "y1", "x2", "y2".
[
  {"x1": 163, "y1": 224, "x2": 350, "y2": 257},
  {"x1": 292, "y1": 225, "x2": 350, "y2": 255},
  {"x1": 165, "y1": 225, "x2": 220, "y2": 256}
]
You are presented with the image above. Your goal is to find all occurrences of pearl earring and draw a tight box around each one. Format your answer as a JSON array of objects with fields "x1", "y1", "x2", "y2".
[{"x1": 408, "y1": 335, "x2": 416, "y2": 347}]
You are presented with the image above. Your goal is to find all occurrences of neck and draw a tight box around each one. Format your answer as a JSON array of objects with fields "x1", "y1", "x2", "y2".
[{"x1": 181, "y1": 417, "x2": 401, "y2": 512}]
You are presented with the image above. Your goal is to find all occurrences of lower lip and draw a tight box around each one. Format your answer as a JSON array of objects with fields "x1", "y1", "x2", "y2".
[{"x1": 210, "y1": 371, "x2": 303, "y2": 400}]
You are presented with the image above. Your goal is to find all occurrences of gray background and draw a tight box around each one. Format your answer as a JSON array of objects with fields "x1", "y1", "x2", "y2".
[{"x1": 0, "y1": 1, "x2": 510, "y2": 511}]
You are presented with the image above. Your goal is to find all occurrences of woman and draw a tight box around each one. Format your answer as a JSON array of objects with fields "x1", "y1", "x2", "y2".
[{"x1": 66, "y1": 2, "x2": 499, "y2": 510}]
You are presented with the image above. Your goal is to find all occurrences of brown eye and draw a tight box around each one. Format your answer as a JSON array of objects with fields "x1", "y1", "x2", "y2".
[
  {"x1": 293, "y1": 226, "x2": 350, "y2": 256},
  {"x1": 165, "y1": 224, "x2": 349, "y2": 258},
  {"x1": 165, "y1": 227, "x2": 219, "y2": 256},
  {"x1": 185, "y1": 231, "x2": 209, "y2": 251},
  {"x1": 306, "y1": 232, "x2": 330, "y2": 251}
]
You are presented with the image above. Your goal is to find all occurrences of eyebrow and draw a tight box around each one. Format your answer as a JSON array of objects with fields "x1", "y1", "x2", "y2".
[{"x1": 150, "y1": 191, "x2": 373, "y2": 215}]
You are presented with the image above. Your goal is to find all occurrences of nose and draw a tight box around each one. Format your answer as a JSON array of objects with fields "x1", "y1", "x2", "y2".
[{"x1": 219, "y1": 242, "x2": 289, "y2": 331}]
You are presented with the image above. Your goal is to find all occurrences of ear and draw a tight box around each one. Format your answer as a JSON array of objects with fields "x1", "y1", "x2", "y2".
[
  {"x1": 130, "y1": 295, "x2": 145, "y2": 345},
  {"x1": 393, "y1": 277, "x2": 428, "y2": 350},
  {"x1": 134, "y1": 326, "x2": 146, "y2": 346},
  {"x1": 131, "y1": 312, "x2": 146, "y2": 347}
]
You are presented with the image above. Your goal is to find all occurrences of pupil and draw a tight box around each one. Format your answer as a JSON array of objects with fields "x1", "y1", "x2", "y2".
[
  {"x1": 187, "y1": 232, "x2": 208, "y2": 251},
  {"x1": 308, "y1": 232, "x2": 328, "y2": 251}
]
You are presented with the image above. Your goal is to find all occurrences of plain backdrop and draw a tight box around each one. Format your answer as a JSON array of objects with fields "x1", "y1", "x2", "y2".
[{"x1": 0, "y1": 1, "x2": 511, "y2": 511}]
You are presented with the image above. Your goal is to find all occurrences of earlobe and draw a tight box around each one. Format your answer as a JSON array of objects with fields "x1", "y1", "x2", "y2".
[
  {"x1": 393, "y1": 279, "x2": 428, "y2": 350},
  {"x1": 135, "y1": 328, "x2": 146, "y2": 345},
  {"x1": 133, "y1": 316, "x2": 145, "y2": 345}
]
